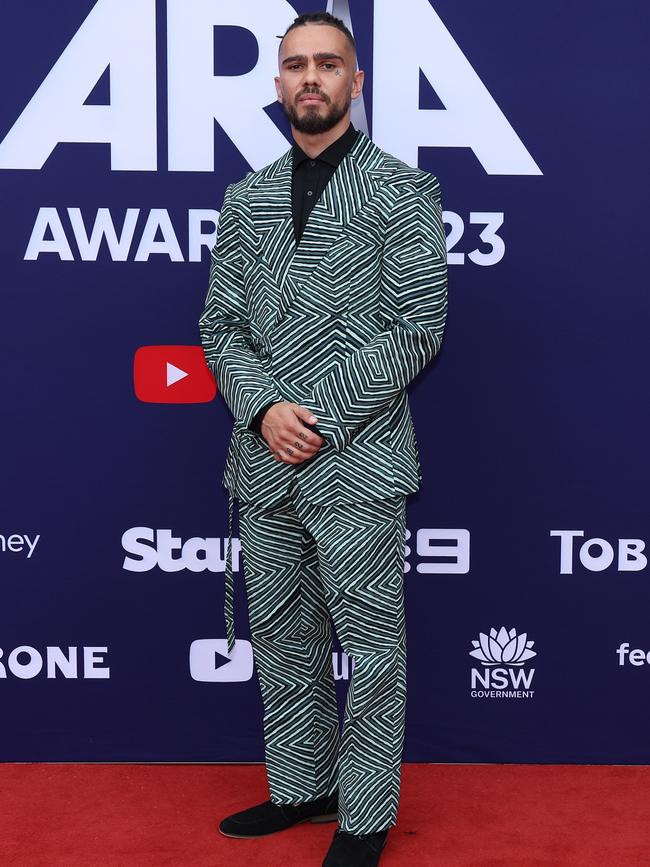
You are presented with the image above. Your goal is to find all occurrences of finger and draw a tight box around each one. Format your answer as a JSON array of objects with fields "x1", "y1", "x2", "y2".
[
  {"x1": 289, "y1": 426, "x2": 314, "y2": 444},
  {"x1": 272, "y1": 447, "x2": 300, "y2": 465},
  {"x1": 297, "y1": 424, "x2": 324, "y2": 444},
  {"x1": 286, "y1": 443, "x2": 319, "y2": 458},
  {"x1": 291, "y1": 426, "x2": 323, "y2": 444},
  {"x1": 294, "y1": 405, "x2": 319, "y2": 425}
]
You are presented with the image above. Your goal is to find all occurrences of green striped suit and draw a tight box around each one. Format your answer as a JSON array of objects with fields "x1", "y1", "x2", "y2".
[{"x1": 199, "y1": 129, "x2": 447, "y2": 833}]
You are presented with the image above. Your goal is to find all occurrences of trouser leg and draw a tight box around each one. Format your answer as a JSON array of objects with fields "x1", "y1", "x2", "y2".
[
  {"x1": 293, "y1": 493, "x2": 408, "y2": 834},
  {"x1": 239, "y1": 494, "x2": 340, "y2": 805}
]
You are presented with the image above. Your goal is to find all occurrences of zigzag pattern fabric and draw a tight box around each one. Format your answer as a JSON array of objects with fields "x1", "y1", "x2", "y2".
[
  {"x1": 239, "y1": 481, "x2": 407, "y2": 834},
  {"x1": 199, "y1": 130, "x2": 448, "y2": 654}
]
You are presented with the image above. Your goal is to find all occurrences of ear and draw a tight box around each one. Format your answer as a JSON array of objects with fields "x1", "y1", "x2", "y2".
[
  {"x1": 274, "y1": 76, "x2": 283, "y2": 103},
  {"x1": 352, "y1": 69, "x2": 364, "y2": 100}
]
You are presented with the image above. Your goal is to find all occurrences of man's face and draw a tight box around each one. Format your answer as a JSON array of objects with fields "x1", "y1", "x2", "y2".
[{"x1": 275, "y1": 24, "x2": 363, "y2": 135}]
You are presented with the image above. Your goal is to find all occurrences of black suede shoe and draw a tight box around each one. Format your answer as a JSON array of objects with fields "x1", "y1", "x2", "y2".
[
  {"x1": 219, "y1": 791, "x2": 339, "y2": 838},
  {"x1": 322, "y1": 827, "x2": 389, "y2": 867}
]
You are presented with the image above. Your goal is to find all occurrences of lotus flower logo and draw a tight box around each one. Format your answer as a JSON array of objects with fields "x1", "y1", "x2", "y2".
[{"x1": 469, "y1": 627, "x2": 536, "y2": 666}]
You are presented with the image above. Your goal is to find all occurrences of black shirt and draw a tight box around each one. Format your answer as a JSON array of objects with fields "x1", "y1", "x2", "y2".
[
  {"x1": 291, "y1": 121, "x2": 359, "y2": 244},
  {"x1": 250, "y1": 122, "x2": 360, "y2": 436}
]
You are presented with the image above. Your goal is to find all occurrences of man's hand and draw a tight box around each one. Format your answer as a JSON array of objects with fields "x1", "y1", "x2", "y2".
[{"x1": 260, "y1": 402, "x2": 325, "y2": 464}]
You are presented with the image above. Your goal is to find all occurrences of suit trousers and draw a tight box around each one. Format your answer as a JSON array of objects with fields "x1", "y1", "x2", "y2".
[{"x1": 238, "y1": 476, "x2": 408, "y2": 834}]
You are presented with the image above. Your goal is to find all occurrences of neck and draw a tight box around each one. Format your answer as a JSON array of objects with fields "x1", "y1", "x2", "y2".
[{"x1": 291, "y1": 114, "x2": 351, "y2": 158}]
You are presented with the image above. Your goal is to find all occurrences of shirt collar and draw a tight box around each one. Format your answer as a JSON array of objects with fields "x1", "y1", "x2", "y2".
[{"x1": 292, "y1": 122, "x2": 358, "y2": 174}]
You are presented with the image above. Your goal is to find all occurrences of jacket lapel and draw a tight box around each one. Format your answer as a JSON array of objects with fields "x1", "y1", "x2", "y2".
[
  {"x1": 248, "y1": 130, "x2": 389, "y2": 329},
  {"x1": 247, "y1": 148, "x2": 294, "y2": 293}
]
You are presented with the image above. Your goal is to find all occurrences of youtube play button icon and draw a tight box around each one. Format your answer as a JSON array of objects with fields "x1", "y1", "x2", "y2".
[{"x1": 134, "y1": 346, "x2": 216, "y2": 403}]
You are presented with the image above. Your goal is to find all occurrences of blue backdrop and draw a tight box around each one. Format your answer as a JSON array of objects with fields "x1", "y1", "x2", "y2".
[{"x1": 1, "y1": 0, "x2": 648, "y2": 763}]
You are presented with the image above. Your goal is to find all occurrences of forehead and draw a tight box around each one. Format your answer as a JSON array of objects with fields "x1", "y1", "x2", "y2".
[{"x1": 279, "y1": 23, "x2": 351, "y2": 62}]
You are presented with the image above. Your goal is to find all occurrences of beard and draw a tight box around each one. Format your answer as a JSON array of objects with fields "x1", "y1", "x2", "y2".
[{"x1": 282, "y1": 90, "x2": 351, "y2": 134}]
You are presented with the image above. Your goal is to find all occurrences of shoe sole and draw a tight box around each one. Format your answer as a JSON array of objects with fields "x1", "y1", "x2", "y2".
[{"x1": 219, "y1": 812, "x2": 339, "y2": 839}]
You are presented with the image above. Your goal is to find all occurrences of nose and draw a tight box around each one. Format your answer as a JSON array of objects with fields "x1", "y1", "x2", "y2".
[{"x1": 301, "y1": 62, "x2": 323, "y2": 90}]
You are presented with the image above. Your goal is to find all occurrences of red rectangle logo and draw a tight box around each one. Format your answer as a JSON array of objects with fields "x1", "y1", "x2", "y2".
[{"x1": 134, "y1": 346, "x2": 216, "y2": 403}]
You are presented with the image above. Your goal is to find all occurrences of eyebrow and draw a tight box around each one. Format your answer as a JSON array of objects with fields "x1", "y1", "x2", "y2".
[{"x1": 281, "y1": 52, "x2": 345, "y2": 66}]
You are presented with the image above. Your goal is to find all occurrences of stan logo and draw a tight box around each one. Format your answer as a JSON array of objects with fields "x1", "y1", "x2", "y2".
[{"x1": 469, "y1": 626, "x2": 536, "y2": 699}]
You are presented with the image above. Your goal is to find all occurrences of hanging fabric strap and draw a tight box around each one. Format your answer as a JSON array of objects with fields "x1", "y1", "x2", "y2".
[{"x1": 223, "y1": 430, "x2": 241, "y2": 656}]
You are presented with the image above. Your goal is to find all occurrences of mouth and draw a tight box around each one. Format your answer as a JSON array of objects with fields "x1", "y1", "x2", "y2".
[{"x1": 299, "y1": 94, "x2": 325, "y2": 104}]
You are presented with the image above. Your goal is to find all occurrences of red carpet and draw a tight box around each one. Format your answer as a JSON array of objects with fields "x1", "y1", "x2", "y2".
[{"x1": 1, "y1": 763, "x2": 649, "y2": 866}]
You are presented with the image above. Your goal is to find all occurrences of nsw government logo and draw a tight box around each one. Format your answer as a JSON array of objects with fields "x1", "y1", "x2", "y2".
[{"x1": 469, "y1": 626, "x2": 536, "y2": 699}]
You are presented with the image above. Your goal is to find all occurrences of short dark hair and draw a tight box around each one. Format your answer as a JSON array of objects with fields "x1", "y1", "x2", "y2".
[{"x1": 278, "y1": 12, "x2": 357, "y2": 59}]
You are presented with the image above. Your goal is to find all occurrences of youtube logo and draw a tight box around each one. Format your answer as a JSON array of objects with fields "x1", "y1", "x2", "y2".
[
  {"x1": 134, "y1": 346, "x2": 216, "y2": 403},
  {"x1": 189, "y1": 639, "x2": 254, "y2": 682}
]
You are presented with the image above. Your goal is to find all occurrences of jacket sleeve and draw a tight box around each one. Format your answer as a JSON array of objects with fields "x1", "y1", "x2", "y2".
[
  {"x1": 199, "y1": 183, "x2": 283, "y2": 426},
  {"x1": 305, "y1": 176, "x2": 448, "y2": 452}
]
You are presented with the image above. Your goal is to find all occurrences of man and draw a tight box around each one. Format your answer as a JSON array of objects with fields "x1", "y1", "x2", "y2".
[{"x1": 198, "y1": 11, "x2": 447, "y2": 867}]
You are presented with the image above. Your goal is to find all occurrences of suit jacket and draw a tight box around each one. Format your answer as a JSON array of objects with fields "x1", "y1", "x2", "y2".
[{"x1": 199, "y1": 129, "x2": 448, "y2": 510}]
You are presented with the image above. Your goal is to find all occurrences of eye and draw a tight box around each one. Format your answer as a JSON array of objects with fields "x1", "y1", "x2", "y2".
[{"x1": 322, "y1": 63, "x2": 336, "y2": 69}]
